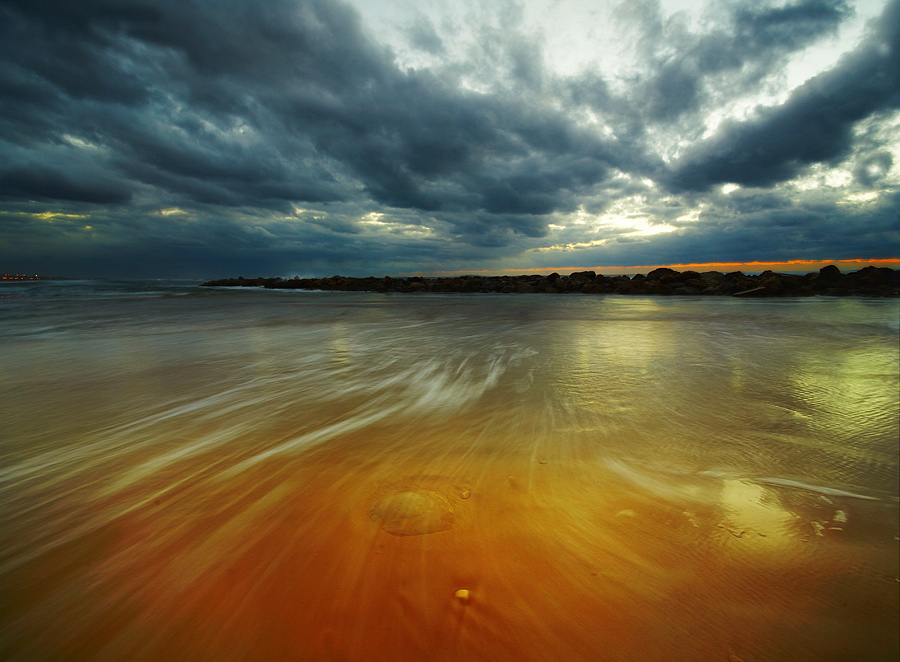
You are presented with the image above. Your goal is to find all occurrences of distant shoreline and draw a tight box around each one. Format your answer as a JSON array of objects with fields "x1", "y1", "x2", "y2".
[{"x1": 203, "y1": 265, "x2": 900, "y2": 297}]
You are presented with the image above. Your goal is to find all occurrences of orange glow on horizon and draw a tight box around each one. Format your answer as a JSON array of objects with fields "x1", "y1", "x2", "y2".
[{"x1": 402, "y1": 258, "x2": 900, "y2": 278}]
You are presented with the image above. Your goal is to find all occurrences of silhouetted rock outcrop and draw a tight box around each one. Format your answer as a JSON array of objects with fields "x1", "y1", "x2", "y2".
[{"x1": 202, "y1": 265, "x2": 900, "y2": 297}]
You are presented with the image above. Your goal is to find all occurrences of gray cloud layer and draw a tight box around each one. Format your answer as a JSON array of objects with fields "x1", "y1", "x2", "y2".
[
  {"x1": 0, "y1": 0, "x2": 897, "y2": 277},
  {"x1": 670, "y1": 0, "x2": 899, "y2": 190}
]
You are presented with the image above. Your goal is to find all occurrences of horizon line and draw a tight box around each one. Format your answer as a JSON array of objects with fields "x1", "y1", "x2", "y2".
[{"x1": 400, "y1": 258, "x2": 900, "y2": 278}]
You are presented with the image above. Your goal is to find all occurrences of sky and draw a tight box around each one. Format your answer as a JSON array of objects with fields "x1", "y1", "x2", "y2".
[{"x1": 0, "y1": 0, "x2": 898, "y2": 278}]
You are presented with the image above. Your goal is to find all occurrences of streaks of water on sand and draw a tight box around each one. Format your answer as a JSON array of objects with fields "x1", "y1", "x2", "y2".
[
  {"x1": 755, "y1": 477, "x2": 881, "y2": 501},
  {"x1": 221, "y1": 347, "x2": 532, "y2": 476}
]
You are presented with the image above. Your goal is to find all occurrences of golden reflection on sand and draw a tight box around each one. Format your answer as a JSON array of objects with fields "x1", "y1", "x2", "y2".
[
  {"x1": 718, "y1": 479, "x2": 798, "y2": 544},
  {"x1": 1, "y1": 431, "x2": 897, "y2": 662}
]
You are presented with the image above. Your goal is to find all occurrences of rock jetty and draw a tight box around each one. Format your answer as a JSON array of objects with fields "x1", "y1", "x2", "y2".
[{"x1": 202, "y1": 265, "x2": 899, "y2": 297}]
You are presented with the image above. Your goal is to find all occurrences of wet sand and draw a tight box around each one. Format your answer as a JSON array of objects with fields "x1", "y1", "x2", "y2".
[
  {"x1": 1, "y1": 286, "x2": 897, "y2": 661},
  {"x1": 2, "y1": 422, "x2": 897, "y2": 662}
]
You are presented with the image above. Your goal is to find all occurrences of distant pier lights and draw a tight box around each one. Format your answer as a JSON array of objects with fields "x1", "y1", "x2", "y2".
[{"x1": 1, "y1": 274, "x2": 41, "y2": 280}]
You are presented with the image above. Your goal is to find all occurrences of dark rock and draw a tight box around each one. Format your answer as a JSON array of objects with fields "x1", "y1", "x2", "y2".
[
  {"x1": 854, "y1": 266, "x2": 897, "y2": 292},
  {"x1": 614, "y1": 279, "x2": 635, "y2": 294},
  {"x1": 647, "y1": 267, "x2": 678, "y2": 280},
  {"x1": 818, "y1": 264, "x2": 841, "y2": 281},
  {"x1": 201, "y1": 267, "x2": 899, "y2": 297},
  {"x1": 761, "y1": 275, "x2": 784, "y2": 294}
]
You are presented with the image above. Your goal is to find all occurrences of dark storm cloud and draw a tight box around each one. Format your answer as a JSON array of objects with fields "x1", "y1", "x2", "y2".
[
  {"x1": 446, "y1": 211, "x2": 548, "y2": 245},
  {"x1": 695, "y1": 188, "x2": 900, "y2": 260},
  {"x1": 668, "y1": 0, "x2": 900, "y2": 190},
  {"x1": 0, "y1": 0, "x2": 641, "y2": 225},
  {"x1": 1, "y1": 0, "x2": 393, "y2": 200},
  {"x1": 0, "y1": 165, "x2": 132, "y2": 204},
  {"x1": 732, "y1": 0, "x2": 851, "y2": 51},
  {"x1": 0, "y1": 0, "x2": 896, "y2": 277},
  {"x1": 0, "y1": 2, "x2": 161, "y2": 107},
  {"x1": 269, "y1": 61, "x2": 635, "y2": 217}
]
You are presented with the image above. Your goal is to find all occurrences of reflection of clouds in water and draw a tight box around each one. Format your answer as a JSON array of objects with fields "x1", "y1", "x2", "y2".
[
  {"x1": 546, "y1": 300, "x2": 899, "y2": 497},
  {"x1": 788, "y1": 343, "x2": 899, "y2": 457}
]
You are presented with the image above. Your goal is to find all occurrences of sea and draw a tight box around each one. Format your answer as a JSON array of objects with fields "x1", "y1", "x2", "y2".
[{"x1": 1, "y1": 279, "x2": 898, "y2": 661}]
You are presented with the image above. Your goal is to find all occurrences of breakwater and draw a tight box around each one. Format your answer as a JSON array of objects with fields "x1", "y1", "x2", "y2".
[{"x1": 203, "y1": 264, "x2": 900, "y2": 296}]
